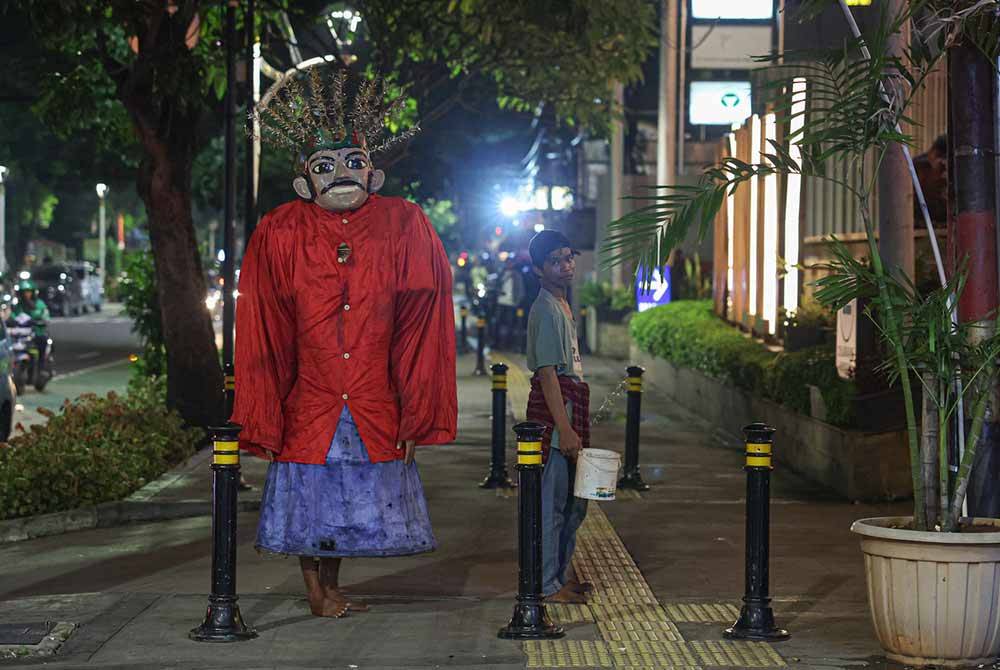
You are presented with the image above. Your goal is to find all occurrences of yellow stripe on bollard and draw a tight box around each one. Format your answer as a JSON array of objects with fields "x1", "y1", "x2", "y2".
[
  {"x1": 224, "y1": 375, "x2": 236, "y2": 390},
  {"x1": 517, "y1": 440, "x2": 543, "y2": 465},
  {"x1": 214, "y1": 440, "x2": 240, "y2": 465},
  {"x1": 493, "y1": 382, "x2": 508, "y2": 390},
  {"x1": 745, "y1": 455, "x2": 772, "y2": 468},
  {"x1": 627, "y1": 376, "x2": 643, "y2": 392},
  {"x1": 746, "y1": 443, "x2": 772, "y2": 455},
  {"x1": 477, "y1": 318, "x2": 486, "y2": 327}
]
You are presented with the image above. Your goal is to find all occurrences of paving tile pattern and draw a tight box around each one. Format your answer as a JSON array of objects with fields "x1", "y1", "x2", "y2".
[{"x1": 524, "y1": 506, "x2": 786, "y2": 669}]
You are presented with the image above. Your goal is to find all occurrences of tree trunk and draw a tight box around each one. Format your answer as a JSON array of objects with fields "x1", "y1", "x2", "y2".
[
  {"x1": 949, "y1": 42, "x2": 1000, "y2": 518},
  {"x1": 877, "y1": 0, "x2": 914, "y2": 281},
  {"x1": 136, "y1": 125, "x2": 222, "y2": 427}
]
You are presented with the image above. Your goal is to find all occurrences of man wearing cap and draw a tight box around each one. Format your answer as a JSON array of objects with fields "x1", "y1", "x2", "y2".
[{"x1": 524, "y1": 230, "x2": 592, "y2": 604}]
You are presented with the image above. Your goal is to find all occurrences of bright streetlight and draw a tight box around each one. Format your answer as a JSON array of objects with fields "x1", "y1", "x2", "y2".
[
  {"x1": 96, "y1": 183, "x2": 109, "y2": 289},
  {"x1": 499, "y1": 196, "x2": 521, "y2": 218},
  {"x1": 0, "y1": 166, "x2": 7, "y2": 276}
]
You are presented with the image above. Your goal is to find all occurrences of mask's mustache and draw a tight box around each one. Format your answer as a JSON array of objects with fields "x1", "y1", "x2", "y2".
[{"x1": 322, "y1": 179, "x2": 364, "y2": 195}]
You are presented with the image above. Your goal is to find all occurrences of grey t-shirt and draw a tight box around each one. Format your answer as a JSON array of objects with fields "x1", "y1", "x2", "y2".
[{"x1": 526, "y1": 288, "x2": 583, "y2": 379}]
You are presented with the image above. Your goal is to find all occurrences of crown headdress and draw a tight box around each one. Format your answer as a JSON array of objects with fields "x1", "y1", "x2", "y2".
[{"x1": 251, "y1": 65, "x2": 419, "y2": 159}]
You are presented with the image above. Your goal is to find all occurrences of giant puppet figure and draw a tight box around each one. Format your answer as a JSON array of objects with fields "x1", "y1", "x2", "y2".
[{"x1": 233, "y1": 69, "x2": 457, "y2": 618}]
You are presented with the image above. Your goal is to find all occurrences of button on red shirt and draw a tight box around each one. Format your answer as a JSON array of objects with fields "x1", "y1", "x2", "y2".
[{"x1": 232, "y1": 195, "x2": 457, "y2": 463}]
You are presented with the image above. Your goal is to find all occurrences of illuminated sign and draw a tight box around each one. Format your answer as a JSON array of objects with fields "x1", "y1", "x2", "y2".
[
  {"x1": 635, "y1": 267, "x2": 672, "y2": 313},
  {"x1": 691, "y1": 0, "x2": 773, "y2": 20},
  {"x1": 689, "y1": 81, "x2": 752, "y2": 126},
  {"x1": 691, "y1": 25, "x2": 772, "y2": 69}
]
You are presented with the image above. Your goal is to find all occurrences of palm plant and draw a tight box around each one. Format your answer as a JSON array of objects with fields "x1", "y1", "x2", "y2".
[{"x1": 602, "y1": 0, "x2": 1000, "y2": 531}]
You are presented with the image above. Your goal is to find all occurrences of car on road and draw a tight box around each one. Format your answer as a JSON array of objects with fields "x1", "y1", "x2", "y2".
[
  {"x1": 28, "y1": 263, "x2": 86, "y2": 316},
  {"x1": 69, "y1": 261, "x2": 103, "y2": 312},
  {"x1": 0, "y1": 302, "x2": 19, "y2": 441}
]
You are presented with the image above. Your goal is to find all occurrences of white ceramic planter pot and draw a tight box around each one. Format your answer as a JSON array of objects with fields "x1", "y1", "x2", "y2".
[{"x1": 851, "y1": 516, "x2": 1000, "y2": 667}]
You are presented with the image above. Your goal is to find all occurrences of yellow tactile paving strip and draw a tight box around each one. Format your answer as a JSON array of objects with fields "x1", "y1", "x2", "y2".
[
  {"x1": 598, "y1": 620, "x2": 683, "y2": 643},
  {"x1": 664, "y1": 603, "x2": 741, "y2": 623},
  {"x1": 522, "y1": 506, "x2": 786, "y2": 669},
  {"x1": 546, "y1": 604, "x2": 595, "y2": 624},
  {"x1": 493, "y1": 355, "x2": 785, "y2": 668}
]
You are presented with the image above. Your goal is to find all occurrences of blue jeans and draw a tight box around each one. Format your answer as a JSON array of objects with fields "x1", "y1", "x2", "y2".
[{"x1": 541, "y1": 444, "x2": 589, "y2": 596}]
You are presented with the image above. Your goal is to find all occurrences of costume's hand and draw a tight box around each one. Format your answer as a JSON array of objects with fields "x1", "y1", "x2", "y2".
[{"x1": 399, "y1": 440, "x2": 416, "y2": 465}]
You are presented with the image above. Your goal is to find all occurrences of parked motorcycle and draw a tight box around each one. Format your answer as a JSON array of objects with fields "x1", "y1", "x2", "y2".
[{"x1": 7, "y1": 313, "x2": 54, "y2": 393}]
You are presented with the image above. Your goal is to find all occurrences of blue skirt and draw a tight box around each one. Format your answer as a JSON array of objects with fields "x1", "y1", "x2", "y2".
[{"x1": 255, "y1": 407, "x2": 436, "y2": 557}]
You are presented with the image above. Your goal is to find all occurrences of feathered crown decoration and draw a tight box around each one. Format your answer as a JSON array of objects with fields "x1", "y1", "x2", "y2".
[{"x1": 250, "y1": 65, "x2": 419, "y2": 160}]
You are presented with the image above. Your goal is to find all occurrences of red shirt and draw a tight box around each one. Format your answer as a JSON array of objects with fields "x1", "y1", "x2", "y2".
[{"x1": 232, "y1": 195, "x2": 457, "y2": 464}]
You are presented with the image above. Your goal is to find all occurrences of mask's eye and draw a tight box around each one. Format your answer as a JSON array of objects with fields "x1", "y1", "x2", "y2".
[
  {"x1": 346, "y1": 157, "x2": 368, "y2": 170},
  {"x1": 312, "y1": 162, "x2": 335, "y2": 174}
]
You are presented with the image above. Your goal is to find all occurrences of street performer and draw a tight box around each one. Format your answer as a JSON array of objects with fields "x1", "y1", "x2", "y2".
[{"x1": 233, "y1": 68, "x2": 457, "y2": 618}]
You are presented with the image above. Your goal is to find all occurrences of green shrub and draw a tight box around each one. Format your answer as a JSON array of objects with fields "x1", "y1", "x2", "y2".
[
  {"x1": 579, "y1": 280, "x2": 635, "y2": 323},
  {"x1": 119, "y1": 251, "x2": 166, "y2": 378},
  {"x1": 630, "y1": 300, "x2": 856, "y2": 427},
  {"x1": 0, "y1": 376, "x2": 202, "y2": 520},
  {"x1": 785, "y1": 293, "x2": 835, "y2": 329}
]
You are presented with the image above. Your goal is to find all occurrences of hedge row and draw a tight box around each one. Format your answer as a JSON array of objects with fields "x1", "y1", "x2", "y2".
[
  {"x1": 0, "y1": 377, "x2": 202, "y2": 520},
  {"x1": 630, "y1": 300, "x2": 856, "y2": 426}
]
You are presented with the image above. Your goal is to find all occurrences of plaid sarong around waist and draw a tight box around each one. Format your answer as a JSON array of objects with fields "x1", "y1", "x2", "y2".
[{"x1": 526, "y1": 373, "x2": 590, "y2": 464}]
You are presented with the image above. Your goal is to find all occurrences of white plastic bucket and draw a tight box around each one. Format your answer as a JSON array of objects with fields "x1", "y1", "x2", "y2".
[{"x1": 574, "y1": 448, "x2": 621, "y2": 501}]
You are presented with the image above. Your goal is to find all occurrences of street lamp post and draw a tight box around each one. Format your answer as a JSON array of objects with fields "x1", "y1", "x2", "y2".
[
  {"x1": 0, "y1": 166, "x2": 7, "y2": 276},
  {"x1": 96, "y1": 183, "x2": 109, "y2": 288}
]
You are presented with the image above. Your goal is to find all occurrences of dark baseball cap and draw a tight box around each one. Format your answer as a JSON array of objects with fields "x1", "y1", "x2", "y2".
[{"x1": 528, "y1": 229, "x2": 578, "y2": 268}]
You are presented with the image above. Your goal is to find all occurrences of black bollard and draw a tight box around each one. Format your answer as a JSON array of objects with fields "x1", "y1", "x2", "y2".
[
  {"x1": 499, "y1": 422, "x2": 564, "y2": 640},
  {"x1": 724, "y1": 423, "x2": 789, "y2": 641},
  {"x1": 474, "y1": 315, "x2": 488, "y2": 376},
  {"x1": 618, "y1": 365, "x2": 650, "y2": 491},
  {"x1": 190, "y1": 424, "x2": 257, "y2": 642},
  {"x1": 514, "y1": 307, "x2": 524, "y2": 353},
  {"x1": 579, "y1": 306, "x2": 592, "y2": 355},
  {"x1": 459, "y1": 306, "x2": 470, "y2": 354},
  {"x1": 223, "y1": 362, "x2": 236, "y2": 421},
  {"x1": 481, "y1": 363, "x2": 515, "y2": 488}
]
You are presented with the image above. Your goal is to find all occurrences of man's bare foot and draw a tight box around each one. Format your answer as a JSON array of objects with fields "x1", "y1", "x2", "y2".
[
  {"x1": 307, "y1": 593, "x2": 351, "y2": 618},
  {"x1": 545, "y1": 583, "x2": 588, "y2": 604},
  {"x1": 301, "y1": 557, "x2": 350, "y2": 618},
  {"x1": 566, "y1": 578, "x2": 594, "y2": 594},
  {"x1": 328, "y1": 589, "x2": 369, "y2": 613},
  {"x1": 316, "y1": 557, "x2": 370, "y2": 613}
]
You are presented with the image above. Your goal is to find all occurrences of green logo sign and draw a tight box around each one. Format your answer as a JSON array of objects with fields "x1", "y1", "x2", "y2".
[{"x1": 720, "y1": 92, "x2": 741, "y2": 108}]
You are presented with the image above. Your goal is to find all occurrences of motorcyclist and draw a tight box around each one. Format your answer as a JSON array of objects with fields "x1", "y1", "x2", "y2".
[{"x1": 13, "y1": 279, "x2": 51, "y2": 373}]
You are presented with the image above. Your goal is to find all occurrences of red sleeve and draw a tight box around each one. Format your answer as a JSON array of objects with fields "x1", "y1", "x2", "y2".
[
  {"x1": 390, "y1": 205, "x2": 458, "y2": 444},
  {"x1": 232, "y1": 214, "x2": 297, "y2": 458}
]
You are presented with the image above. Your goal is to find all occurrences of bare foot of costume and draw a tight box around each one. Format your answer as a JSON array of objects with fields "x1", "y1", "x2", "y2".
[{"x1": 233, "y1": 68, "x2": 457, "y2": 617}]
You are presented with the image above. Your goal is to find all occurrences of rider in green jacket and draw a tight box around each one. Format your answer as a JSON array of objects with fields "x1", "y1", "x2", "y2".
[
  {"x1": 14, "y1": 280, "x2": 51, "y2": 335},
  {"x1": 13, "y1": 279, "x2": 51, "y2": 373}
]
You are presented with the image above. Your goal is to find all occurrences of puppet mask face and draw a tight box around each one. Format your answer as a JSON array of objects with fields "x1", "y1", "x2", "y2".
[{"x1": 292, "y1": 147, "x2": 386, "y2": 212}]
